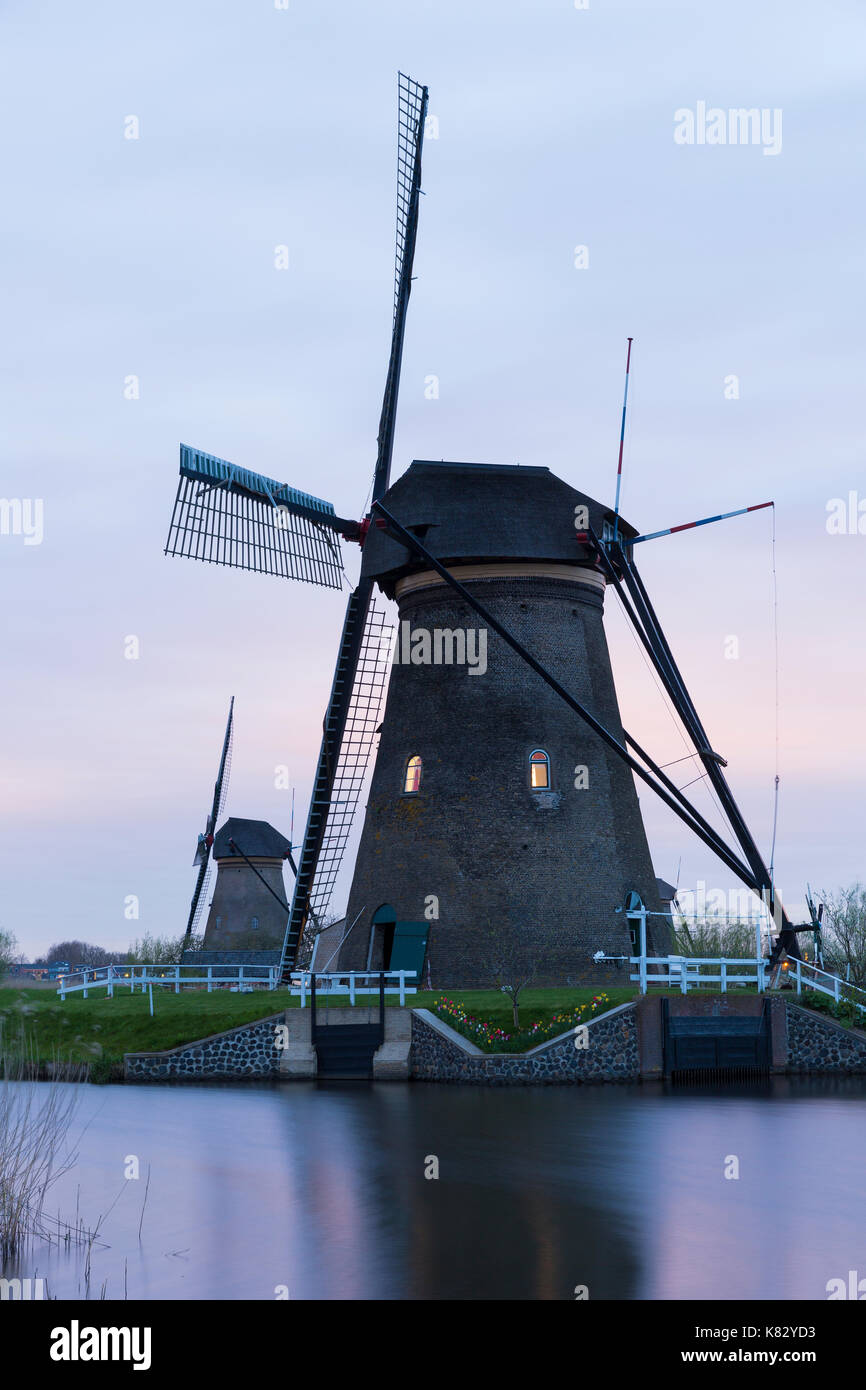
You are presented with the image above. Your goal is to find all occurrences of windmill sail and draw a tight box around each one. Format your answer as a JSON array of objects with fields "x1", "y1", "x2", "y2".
[
  {"x1": 278, "y1": 74, "x2": 428, "y2": 980},
  {"x1": 183, "y1": 696, "x2": 235, "y2": 946},
  {"x1": 373, "y1": 72, "x2": 428, "y2": 503},
  {"x1": 279, "y1": 595, "x2": 392, "y2": 973},
  {"x1": 166, "y1": 446, "x2": 346, "y2": 589}
]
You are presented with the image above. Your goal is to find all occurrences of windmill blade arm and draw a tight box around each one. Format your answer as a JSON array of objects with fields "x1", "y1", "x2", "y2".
[
  {"x1": 210, "y1": 696, "x2": 235, "y2": 828},
  {"x1": 278, "y1": 582, "x2": 392, "y2": 978},
  {"x1": 166, "y1": 445, "x2": 349, "y2": 588},
  {"x1": 184, "y1": 857, "x2": 211, "y2": 945},
  {"x1": 372, "y1": 73, "x2": 428, "y2": 503}
]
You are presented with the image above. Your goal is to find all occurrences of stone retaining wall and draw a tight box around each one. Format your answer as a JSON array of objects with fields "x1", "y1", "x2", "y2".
[
  {"x1": 120, "y1": 997, "x2": 866, "y2": 1083},
  {"x1": 409, "y1": 1003, "x2": 639, "y2": 1084},
  {"x1": 125, "y1": 1013, "x2": 285, "y2": 1080},
  {"x1": 785, "y1": 1002, "x2": 866, "y2": 1073}
]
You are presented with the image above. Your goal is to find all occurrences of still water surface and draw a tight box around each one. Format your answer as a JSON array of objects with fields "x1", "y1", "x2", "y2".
[{"x1": 6, "y1": 1077, "x2": 864, "y2": 1300}]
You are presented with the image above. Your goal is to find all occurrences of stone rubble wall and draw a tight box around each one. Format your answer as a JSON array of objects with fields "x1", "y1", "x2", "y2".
[
  {"x1": 785, "y1": 1002, "x2": 866, "y2": 1073},
  {"x1": 409, "y1": 1004, "x2": 640, "y2": 1084},
  {"x1": 120, "y1": 997, "x2": 866, "y2": 1083},
  {"x1": 125, "y1": 1013, "x2": 285, "y2": 1080}
]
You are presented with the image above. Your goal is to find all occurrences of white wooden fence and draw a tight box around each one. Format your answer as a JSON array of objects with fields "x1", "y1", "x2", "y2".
[
  {"x1": 289, "y1": 971, "x2": 417, "y2": 1008},
  {"x1": 627, "y1": 955, "x2": 767, "y2": 994},
  {"x1": 57, "y1": 963, "x2": 278, "y2": 999},
  {"x1": 614, "y1": 952, "x2": 866, "y2": 1014},
  {"x1": 56, "y1": 964, "x2": 417, "y2": 1004}
]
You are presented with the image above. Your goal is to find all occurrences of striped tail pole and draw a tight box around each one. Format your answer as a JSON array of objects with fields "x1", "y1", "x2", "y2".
[
  {"x1": 612, "y1": 337, "x2": 634, "y2": 541},
  {"x1": 629, "y1": 500, "x2": 773, "y2": 545}
]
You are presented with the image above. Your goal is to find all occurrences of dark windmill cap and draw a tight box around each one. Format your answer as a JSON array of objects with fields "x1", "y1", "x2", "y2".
[
  {"x1": 212, "y1": 817, "x2": 290, "y2": 861},
  {"x1": 363, "y1": 460, "x2": 637, "y2": 597}
]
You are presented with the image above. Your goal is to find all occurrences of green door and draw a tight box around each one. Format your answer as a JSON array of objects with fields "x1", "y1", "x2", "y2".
[{"x1": 387, "y1": 921, "x2": 430, "y2": 982}]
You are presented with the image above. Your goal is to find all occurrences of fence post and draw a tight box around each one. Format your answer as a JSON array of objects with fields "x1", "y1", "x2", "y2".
[
  {"x1": 207, "y1": 966, "x2": 213, "y2": 994},
  {"x1": 83, "y1": 971, "x2": 89, "y2": 1001},
  {"x1": 721, "y1": 960, "x2": 727, "y2": 994},
  {"x1": 835, "y1": 975, "x2": 840, "y2": 1003},
  {"x1": 638, "y1": 908, "x2": 647, "y2": 994},
  {"x1": 399, "y1": 971, "x2": 406, "y2": 1007},
  {"x1": 349, "y1": 972, "x2": 356, "y2": 1006},
  {"x1": 175, "y1": 965, "x2": 180, "y2": 995}
]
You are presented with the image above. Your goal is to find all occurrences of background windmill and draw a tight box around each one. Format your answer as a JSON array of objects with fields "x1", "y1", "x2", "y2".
[
  {"x1": 166, "y1": 73, "x2": 428, "y2": 980},
  {"x1": 184, "y1": 696, "x2": 234, "y2": 949}
]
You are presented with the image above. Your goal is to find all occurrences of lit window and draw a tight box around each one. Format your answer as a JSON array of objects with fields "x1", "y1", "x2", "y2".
[
  {"x1": 251, "y1": 917, "x2": 259, "y2": 930},
  {"x1": 529, "y1": 749, "x2": 550, "y2": 789},
  {"x1": 404, "y1": 755, "x2": 422, "y2": 794}
]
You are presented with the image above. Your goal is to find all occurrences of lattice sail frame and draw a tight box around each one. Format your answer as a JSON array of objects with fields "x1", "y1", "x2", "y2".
[
  {"x1": 166, "y1": 445, "x2": 344, "y2": 589},
  {"x1": 393, "y1": 74, "x2": 428, "y2": 324},
  {"x1": 301, "y1": 600, "x2": 393, "y2": 936}
]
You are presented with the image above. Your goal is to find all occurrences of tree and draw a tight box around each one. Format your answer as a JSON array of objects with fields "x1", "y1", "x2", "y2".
[
  {"x1": 125, "y1": 933, "x2": 202, "y2": 966},
  {"x1": 0, "y1": 929, "x2": 18, "y2": 980},
  {"x1": 672, "y1": 918, "x2": 755, "y2": 958},
  {"x1": 484, "y1": 922, "x2": 535, "y2": 1028},
  {"x1": 819, "y1": 884, "x2": 866, "y2": 987},
  {"x1": 44, "y1": 941, "x2": 114, "y2": 968}
]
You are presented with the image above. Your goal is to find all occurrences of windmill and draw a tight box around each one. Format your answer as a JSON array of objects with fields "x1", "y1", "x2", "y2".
[
  {"x1": 184, "y1": 696, "x2": 234, "y2": 948},
  {"x1": 165, "y1": 77, "x2": 813, "y2": 987},
  {"x1": 166, "y1": 74, "x2": 428, "y2": 979}
]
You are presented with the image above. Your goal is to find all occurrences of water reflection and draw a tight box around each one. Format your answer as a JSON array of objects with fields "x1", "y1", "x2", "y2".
[{"x1": 2, "y1": 1077, "x2": 863, "y2": 1300}]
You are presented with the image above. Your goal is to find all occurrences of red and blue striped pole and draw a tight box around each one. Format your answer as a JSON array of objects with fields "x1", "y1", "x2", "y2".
[
  {"x1": 612, "y1": 337, "x2": 633, "y2": 541},
  {"x1": 630, "y1": 500, "x2": 773, "y2": 545}
]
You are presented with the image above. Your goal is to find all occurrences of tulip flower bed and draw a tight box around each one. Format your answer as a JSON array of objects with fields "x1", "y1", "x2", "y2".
[{"x1": 430, "y1": 989, "x2": 623, "y2": 1052}]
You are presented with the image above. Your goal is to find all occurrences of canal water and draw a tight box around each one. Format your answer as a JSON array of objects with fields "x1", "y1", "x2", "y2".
[{"x1": 4, "y1": 1077, "x2": 864, "y2": 1300}]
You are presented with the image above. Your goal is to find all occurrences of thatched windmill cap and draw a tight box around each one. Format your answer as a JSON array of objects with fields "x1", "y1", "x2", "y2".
[
  {"x1": 362, "y1": 460, "x2": 638, "y2": 597},
  {"x1": 212, "y1": 817, "x2": 290, "y2": 862}
]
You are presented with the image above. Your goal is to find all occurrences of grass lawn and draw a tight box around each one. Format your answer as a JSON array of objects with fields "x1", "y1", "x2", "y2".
[
  {"x1": 0, "y1": 984, "x2": 637, "y2": 1067},
  {"x1": 7, "y1": 981, "x2": 842, "y2": 1068}
]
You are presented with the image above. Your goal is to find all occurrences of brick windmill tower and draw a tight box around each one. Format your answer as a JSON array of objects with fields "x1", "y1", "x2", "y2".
[
  {"x1": 334, "y1": 461, "x2": 664, "y2": 986},
  {"x1": 165, "y1": 75, "x2": 808, "y2": 987}
]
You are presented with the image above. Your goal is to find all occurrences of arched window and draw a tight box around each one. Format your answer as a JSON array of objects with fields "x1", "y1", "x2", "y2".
[
  {"x1": 529, "y1": 748, "x2": 550, "y2": 789},
  {"x1": 251, "y1": 917, "x2": 259, "y2": 930},
  {"x1": 404, "y1": 754, "x2": 422, "y2": 794}
]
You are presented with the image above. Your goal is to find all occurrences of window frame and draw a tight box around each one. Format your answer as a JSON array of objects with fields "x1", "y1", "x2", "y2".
[
  {"x1": 528, "y1": 748, "x2": 551, "y2": 791},
  {"x1": 403, "y1": 754, "x2": 423, "y2": 795}
]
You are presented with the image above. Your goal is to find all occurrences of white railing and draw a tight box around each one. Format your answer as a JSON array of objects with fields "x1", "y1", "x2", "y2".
[
  {"x1": 56, "y1": 964, "x2": 416, "y2": 1004},
  {"x1": 628, "y1": 955, "x2": 767, "y2": 994},
  {"x1": 57, "y1": 963, "x2": 278, "y2": 999},
  {"x1": 290, "y1": 970, "x2": 417, "y2": 1008},
  {"x1": 783, "y1": 958, "x2": 866, "y2": 1013},
  {"x1": 619, "y1": 952, "x2": 866, "y2": 1013}
]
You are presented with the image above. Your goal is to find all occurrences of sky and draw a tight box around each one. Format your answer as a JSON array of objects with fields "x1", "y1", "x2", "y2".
[{"x1": 1, "y1": 0, "x2": 864, "y2": 957}]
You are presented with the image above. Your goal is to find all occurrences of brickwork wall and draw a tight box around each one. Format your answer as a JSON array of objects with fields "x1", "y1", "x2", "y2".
[{"x1": 341, "y1": 575, "x2": 665, "y2": 987}]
